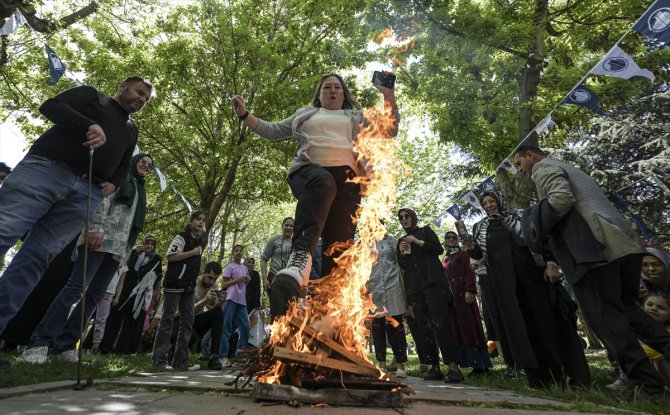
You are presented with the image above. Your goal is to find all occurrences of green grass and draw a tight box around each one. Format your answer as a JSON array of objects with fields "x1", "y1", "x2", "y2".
[
  {"x1": 370, "y1": 349, "x2": 669, "y2": 414},
  {"x1": 1, "y1": 348, "x2": 668, "y2": 414},
  {"x1": 0, "y1": 350, "x2": 165, "y2": 388}
]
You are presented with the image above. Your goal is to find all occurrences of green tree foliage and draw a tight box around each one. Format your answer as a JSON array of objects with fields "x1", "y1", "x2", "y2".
[
  {"x1": 555, "y1": 88, "x2": 670, "y2": 245},
  {"x1": 362, "y1": 0, "x2": 670, "y2": 209},
  {"x1": 0, "y1": 0, "x2": 372, "y2": 263}
]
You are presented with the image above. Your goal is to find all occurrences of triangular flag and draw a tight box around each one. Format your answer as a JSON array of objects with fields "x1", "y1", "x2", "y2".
[
  {"x1": 0, "y1": 10, "x2": 27, "y2": 35},
  {"x1": 498, "y1": 159, "x2": 517, "y2": 174},
  {"x1": 45, "y1": 44, "x2": 66, "y2": 86},
  {"x1": 534, "y1": 114, "x2": 555, "y2": 135},
  {"x1": 432, "y1": 214, "x2": 443, "y2": 228},
  {"x1": 155, "y1": 167, "x2": 168, "y2": 191},
  {"x1": 560, "y1": 85, "x2": 605, "y2": 115},
  {"x1": 460, "y1": 190, "x2": 484, "y2": 214},
  {"x1": 170, "y1": 182, "x2": 194, "y2": 213},
  {"x1": 477, "y1": 177, "x2": 497, "y2": 193},
  {"x1": 633, "y1": 0, "x2": 670, "y2": 44},
  {"x1": 446, "y1": 204, "x2": 462, "y2": 221},
  {"x1": 590, "y1": 45, "x2": 655, "y2": 81}
]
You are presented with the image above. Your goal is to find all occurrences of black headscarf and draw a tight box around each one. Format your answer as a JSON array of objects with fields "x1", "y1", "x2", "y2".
[
  {"x1": 115, "y1": 153, "x2": 151, "y2": 247},
  {"x1": 398, "y1": 208, "x2": 418, "y2": 233}
]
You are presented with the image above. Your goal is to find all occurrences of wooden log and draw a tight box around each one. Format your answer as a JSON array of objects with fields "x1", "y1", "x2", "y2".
[
  {"x1": 273, "y1": 347, "x2": 380, "y2": 378},
  {"x1": 287, "y1": 317, "x2": 405, "y2": 385},
  {"x1": 253, "y1": 382, "x2": 404, "y2": 407},
  {"x1": 288, "y1": 318, "x2": 376, "y2": 369}
]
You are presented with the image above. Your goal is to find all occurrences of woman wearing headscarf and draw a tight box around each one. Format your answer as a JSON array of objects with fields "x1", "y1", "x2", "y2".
[
  {"x1": 463, "y1": 191, "x2": 589, "y2": 388},
  {"x1": 640, "y1": 246, "x2": 670, "y2": 298},
  {"x1": 18, "y1": 153, "x2": 154, "y2": 364},
  {"x1": 397, "y1": 208, "x2": 464, "y2": 383},
  {"x1": 99, "y1": 234, "x2": 163, "y2": 354},
  {"x1": 367, "y1": 230, "x2": 408, "y2": 377},
  {"x1": 442, "y1": 231, "x2": 492, "y2": 376}
]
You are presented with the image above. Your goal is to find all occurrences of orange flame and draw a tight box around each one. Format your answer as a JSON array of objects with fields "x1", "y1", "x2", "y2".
[{"x1": 259, "y1": 100, "x2": 406, "y2": 385}]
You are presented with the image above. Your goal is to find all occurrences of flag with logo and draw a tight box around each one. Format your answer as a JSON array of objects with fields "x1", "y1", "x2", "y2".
[
  {"x1": 534, "y1": 114, "x2": 555, "y2": 135},
  {"x1": 432, "y1": 214, "x2": 443, "y2": 228},
  {"x1": 460, "y1": 190, "x2": 484, "y2": 213},
  {"x1": 498, "y1": 159, "x2": 517, "y2": 174},
  {"x1": 446, "y1": 204, "x2": 462, "y2": 221},
  {"x1": 45, "y1": 44, "x2": 66, "y2": 86},
  {"x1": 590, "y1": 45, "x2": 654, "y2": 81},
  {"x1": 477, "y1": 177, "x2": 497, "y2": 193},
  {"x1": 633, "y1": 0, "x2": 670, "y2": 44},
  {"x1": 560, "y1": 85, "x2": 605, "y2": 115},
  {"x1": 0, "y1": 10, "x2": 27, "y2": 35}
]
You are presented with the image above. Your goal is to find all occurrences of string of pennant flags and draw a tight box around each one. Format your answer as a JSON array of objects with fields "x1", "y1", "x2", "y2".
[
  {"x1": 1, "y1": 9, "x2": 197, "y2": 214},
  {"x1": 435, "y1": 0, "x2": 670, "y2": 236},
  {"x1": 4, "y1": 5, "x2": 670, "y2": 232}
]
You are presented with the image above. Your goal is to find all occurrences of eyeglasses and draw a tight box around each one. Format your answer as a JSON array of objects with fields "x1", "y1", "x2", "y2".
[
  {"x1": 139, "y1": 159, "x2": 154, "y2": 169},
  {"x1": 399, "y1": 214, "x2": 411, "y2": 220}
]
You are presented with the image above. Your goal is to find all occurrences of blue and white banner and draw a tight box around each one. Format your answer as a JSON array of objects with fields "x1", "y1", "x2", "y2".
[
  {"x1": 477, "y1": 177, "x2": 497, "y2": 193},
  {"x1": 0, "y1": 10, "x2": 26, "y2": 35},
  {"x1": 534, "y1": 114, "x2": 555, "y2": 135},
  {"x1": 590, "y1": 45, "x2": 655, "y2": 81},
  {"x1": 460, "y1": 190, "x2": 484, "y2": 213},
  {"x1": 432, "y1": 214, "x2": 443, "y2": 228},
  {"x1": 633, "y1": 0, "x2": 670, "y2": 44},
  {"x1": 446, "y1": 204, "x2": 462, "y2": 221},
  {"x1": 498, "y1": 159, "x2": 517, "y2": 174},
  {"x1": 560, "y1": 85, "x2": 605, "y2": 115},
  {"x1": 45, "y1": 44, "x2": 66, "y2": 86}
]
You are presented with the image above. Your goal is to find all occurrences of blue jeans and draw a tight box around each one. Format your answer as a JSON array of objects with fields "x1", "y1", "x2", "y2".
[
  {"x1": 30, "y1": 247, "x2": 119, "y2": 353},
  {"x1": 219, "y1": 300, "x2": 250, "y2": 358},
  {"x1": 0, "y1": 155, "x2": 103, "y2": 334}
]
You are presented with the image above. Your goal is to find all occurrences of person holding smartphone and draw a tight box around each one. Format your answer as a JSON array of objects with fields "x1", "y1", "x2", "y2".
[{"x1": 231, "y1": 73, "x2": 398, "y2": 319}]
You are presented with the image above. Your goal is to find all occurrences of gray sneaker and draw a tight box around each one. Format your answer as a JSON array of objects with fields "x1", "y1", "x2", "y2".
[
  {"x1": 17, "y1": 346, "x2": 49, "y2": 364},
  {"x1": 54, "y1": 349, "x2": 79, "y2": 363}
]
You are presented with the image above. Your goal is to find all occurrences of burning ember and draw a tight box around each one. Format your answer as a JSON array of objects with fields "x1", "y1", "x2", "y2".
[{"x1": 253, "y1": 96, "x2": 410, "y2": 393}]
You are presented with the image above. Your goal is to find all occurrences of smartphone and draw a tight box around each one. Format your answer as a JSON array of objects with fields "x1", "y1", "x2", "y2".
[
  {"x1": 215, "y1": 289, "x2": 225, "y2": 301},
  {"x1": 455, "y1": 220, "x2": 469, "y2": 239},
  {"x1": 372, "y1": 71, "x2": 396, "y2": 89}
]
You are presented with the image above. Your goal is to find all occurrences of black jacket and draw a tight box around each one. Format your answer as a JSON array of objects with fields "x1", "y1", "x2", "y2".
[
  {"x1": 163, "y1": 228, "x2": 202, "y2": 294},
  {"x1": 521, "y1": 199, "x2": 607, "y2": 285},
  {"x1": 397, "y1": 225, "x2": 450, "y2": 297}
]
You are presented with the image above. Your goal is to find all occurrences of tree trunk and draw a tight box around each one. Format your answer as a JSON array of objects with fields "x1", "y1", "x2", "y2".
[{"x1": 500, "y1": 0, "x2": 549, "y2": 210}]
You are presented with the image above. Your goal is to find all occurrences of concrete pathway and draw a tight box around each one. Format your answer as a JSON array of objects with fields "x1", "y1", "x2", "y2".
[{"x1": 0, "y1": 367, "x2": 621, "y2": 415}]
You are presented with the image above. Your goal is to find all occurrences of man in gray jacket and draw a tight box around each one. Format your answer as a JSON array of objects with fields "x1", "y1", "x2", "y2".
[{"x1": 514, "y1": 145, "x2": 670, "y2": 401}]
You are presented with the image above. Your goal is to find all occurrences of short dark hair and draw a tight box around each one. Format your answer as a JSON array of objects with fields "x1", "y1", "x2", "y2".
[
  {"x1": 190, "y1": 210, "x2": 207, "y2": 221},
  {"x1": 123, "y1": 75, "x2": 153, "y2": 92},
  {"x1": 233, "y1": 244, "x2": 244, "y2": 252},
  {"x1": 282, "y1": 217, "x2": 294, "y2": 225},
  {"x1": 205, "y1": 261, "x2": 222, "y2": 275},
  {"x1": 245, "y1": 257, "x2": 255, "y2": 264},
  {"x1": 514, "y1": 145, "x2": 546, "y2": 157}
]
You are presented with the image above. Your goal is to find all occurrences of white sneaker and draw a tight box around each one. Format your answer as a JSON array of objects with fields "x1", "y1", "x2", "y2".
[
  {"x1": 221, "y1": 358, "x2": 233, "y2": 368},
  {"x1": 395, "y1": 368, "x2": 407, "y2": 378},
  {"x1": 276, "y1": 249, "x2": 312, "y2": 286},
  {"x1": 17, "y1": 346, "x2": 48, "y2": 364},
  {"x1": 186, "y1": 363, "x2": 200, "y2": 371},
  {"x1": 54, "y1": 349, "x2": 79, "y2": 363}
]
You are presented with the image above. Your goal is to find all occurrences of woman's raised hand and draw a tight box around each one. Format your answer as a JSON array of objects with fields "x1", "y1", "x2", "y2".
[{"x1": 231, "y1": 95, "x2": 247, "y2": 116}]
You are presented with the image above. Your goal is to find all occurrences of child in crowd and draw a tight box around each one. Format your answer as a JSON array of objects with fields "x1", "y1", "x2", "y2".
[
  {"x1": 218, "y1": 244, "x2": 251, "y2": 367},
  {"x1": 151, "y1": 211, "x2": 206, "y2": 370},
  {"x1": 641, "y1": 293, "x2": 670, "y2": 386}
]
